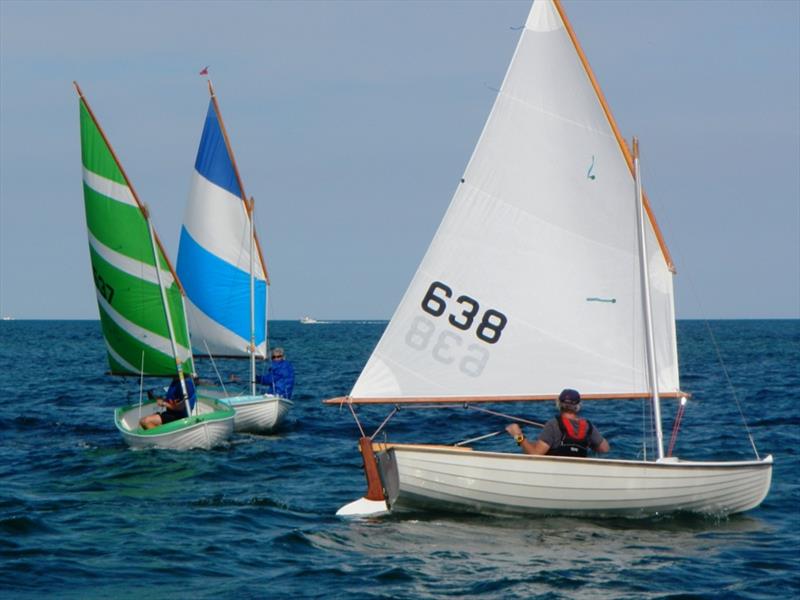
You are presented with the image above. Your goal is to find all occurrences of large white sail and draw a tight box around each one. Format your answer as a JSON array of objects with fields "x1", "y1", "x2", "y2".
[{"x1": 351, "y1": 0, "x2": 680, "y2": 400}]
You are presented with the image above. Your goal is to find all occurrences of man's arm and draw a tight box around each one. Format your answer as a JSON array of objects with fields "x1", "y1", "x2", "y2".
[
  {"x1": 505, "y1": 423, "x2": 549, "y2": 456},
  {"x1": 589, "y1": 426, "x2": 610, "y2": 454}
]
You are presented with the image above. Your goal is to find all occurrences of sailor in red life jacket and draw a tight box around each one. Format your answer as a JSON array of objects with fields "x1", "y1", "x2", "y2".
[{"x1": 506, "y1": 389, "x2": 610, "y2": 457}]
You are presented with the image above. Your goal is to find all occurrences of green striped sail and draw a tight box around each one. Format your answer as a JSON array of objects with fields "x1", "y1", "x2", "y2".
[{"x1": 78, "y1": 95, "x2": 194, "y2": 377}]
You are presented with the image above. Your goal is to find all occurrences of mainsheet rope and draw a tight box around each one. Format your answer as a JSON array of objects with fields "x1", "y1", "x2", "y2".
[
  {"x1": 203, "y1": 340, "x2": 228, "y2": 396},
  {"x1": 347, "y1": 402, "x2": 547, "y2": 446}
]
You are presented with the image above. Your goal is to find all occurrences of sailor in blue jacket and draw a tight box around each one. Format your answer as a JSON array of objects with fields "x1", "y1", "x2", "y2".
[{"x1": 258, "y1": 347, "x2": 295, "y2": 399}]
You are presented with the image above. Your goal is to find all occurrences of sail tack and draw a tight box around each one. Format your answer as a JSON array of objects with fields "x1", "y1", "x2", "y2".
[
  {"x1": 78, "y1": 93, "x2": 193, "y2": 376},
  {"x1": 177, "y1": 94, "x2": 268, "y2": 358},
  {"x1": 351, "y1": 0, "x2": 680, "y2": 401}
]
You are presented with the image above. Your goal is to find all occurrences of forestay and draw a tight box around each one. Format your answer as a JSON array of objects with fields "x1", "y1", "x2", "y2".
[
  {"x1": 78, "y1": 92, "x2": 193, "y2": 377},
  {"x1": 177, "y1": 88, "x2": 269, "y2": 358},
  {"x1": 351, "y1": 0, "x2": 679, "y2": 401}
]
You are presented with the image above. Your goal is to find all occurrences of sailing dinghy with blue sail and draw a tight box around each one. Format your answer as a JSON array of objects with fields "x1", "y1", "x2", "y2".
[
  {"x1": 325, "y1": 0, "x2": 772, "y2": 518},
  {"x1": 177, "y1": 81, "x2": 292, "y2": 433},
  {"x1": 75, "y1": 82, "x2": 235, "y2": 450}
]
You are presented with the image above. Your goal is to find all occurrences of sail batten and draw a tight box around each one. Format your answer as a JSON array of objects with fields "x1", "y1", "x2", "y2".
[{"x1": 349, "y1": 0, "x2": 680, "y2": 402}]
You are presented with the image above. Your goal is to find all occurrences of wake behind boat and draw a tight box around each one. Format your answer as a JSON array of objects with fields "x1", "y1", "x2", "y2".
[
  {"x1": 325, "y1": 0, "x2": 772, "y2": 518},
  {"x1": 75, "y1": 82, "x2": 235, "y2": 450},
  {"x1": 176, "y1": 81, "x2": 292, "y2": 434}
]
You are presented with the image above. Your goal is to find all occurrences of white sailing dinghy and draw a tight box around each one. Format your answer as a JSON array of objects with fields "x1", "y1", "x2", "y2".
[
  {"x1": 324, "y1": 0, "x2": 772, "y2": 518},
  {"x1": 75, "y1": 82, "x2": 235, "y2": 450},
  {"x1": 177, "y1": 81, "x2": 292, "y2": 434}
]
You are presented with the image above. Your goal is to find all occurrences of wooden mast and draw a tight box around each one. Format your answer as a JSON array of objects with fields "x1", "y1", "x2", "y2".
[
  {"x1": 324, "y1": 391, "x2": 689, "y2": 406},
  {"x1": 206, "y1": 80, "x2": 271, "y2": 285}
]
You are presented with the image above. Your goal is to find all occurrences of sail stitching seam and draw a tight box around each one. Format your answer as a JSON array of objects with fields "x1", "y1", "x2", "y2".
[{"x1": 498, "y1": 90, "x2": 617, "y2": 140}]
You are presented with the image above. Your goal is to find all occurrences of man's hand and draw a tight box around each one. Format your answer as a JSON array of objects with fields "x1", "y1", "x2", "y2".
[{"x1": 506, "y1": 423, "x2": 522, "y2": 438}]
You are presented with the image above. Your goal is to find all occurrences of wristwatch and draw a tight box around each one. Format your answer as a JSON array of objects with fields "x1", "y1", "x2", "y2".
[{"x1": 515, "y1": 434, "x2": 525, "y2": 445}]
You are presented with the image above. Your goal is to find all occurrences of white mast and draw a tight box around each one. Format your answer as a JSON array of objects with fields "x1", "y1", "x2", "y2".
[
  {"x1": 144, "y1": 205, "x2": 191, "y2": 412},
  {"x1": 633, "y1": 138, "x2": 664, "y2": 459},
  {"x1": 249, "y1": 197, "x2": 256, "y2": 397}
]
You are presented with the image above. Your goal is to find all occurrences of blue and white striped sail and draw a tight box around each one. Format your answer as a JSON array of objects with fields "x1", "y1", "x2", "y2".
[{"x1": 177, "y1": 92, "x2": 268, "y2": 358}]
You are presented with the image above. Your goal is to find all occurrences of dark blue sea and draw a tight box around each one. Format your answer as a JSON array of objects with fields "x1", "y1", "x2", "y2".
[{"x1": 1, "y1": 319, "x2": 798, "y2": 599}]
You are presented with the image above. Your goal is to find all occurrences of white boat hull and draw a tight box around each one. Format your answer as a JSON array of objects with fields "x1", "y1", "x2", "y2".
[
  {"x1": 376, "y1": 445, "x2": 773, "y2": 518},
  {"x1": 224, "y1": 393, "x2": 292, "y2": 433},
  {"x1": 199, "y1": 386, "x2": 293, "y2": 433},
  {"x1": 115, "y1": 397, "x2": 235, "y2": 450}
]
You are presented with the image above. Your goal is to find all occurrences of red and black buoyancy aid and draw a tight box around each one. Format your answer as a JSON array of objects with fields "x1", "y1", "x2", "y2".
[{"x1": 548, "y1": 415, "x2": 593, "y2": 457}]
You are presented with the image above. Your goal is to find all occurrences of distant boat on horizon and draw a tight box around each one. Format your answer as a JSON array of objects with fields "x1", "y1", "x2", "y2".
[{"x1": 300, "y1": 316, "x2": 319, "y2": 324}]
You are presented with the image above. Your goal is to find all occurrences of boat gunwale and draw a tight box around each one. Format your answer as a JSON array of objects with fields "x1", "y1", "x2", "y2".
[
  {"x1": 218, "y1": 394, "x2": 294, "y2": 408},
  {"x1": 383, "y1": 444, "x2": 773, "y2": 470},
  {"x1": 114, "y1": 399, "x2": 235, "y2": 437}
]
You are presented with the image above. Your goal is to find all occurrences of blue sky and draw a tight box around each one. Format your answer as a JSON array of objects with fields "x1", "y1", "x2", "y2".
[{"x1": 1, "y1": 0, "x2": 798, "y2": 320}]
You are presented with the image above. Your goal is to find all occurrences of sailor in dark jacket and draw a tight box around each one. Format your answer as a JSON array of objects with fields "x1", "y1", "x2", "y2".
[
  {"x1": 505, "y1": 388, "x2": 610, "y2": 456},
  {"x1": 139, "y1": 375, "x2": 197, "y2": 430},
  {"x1": 257, "y1": 347, "x2": 295, "y2": 399}
]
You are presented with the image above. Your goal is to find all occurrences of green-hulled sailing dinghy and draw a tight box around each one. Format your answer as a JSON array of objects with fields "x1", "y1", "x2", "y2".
[{"x1": 75, "y1": 82, "x2": 234, "y2": 450}]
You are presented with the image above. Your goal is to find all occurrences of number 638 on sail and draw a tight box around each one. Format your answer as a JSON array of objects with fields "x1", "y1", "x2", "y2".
[
  {"x1": 404, "y1": 281, "x2": 508, "y2": 378},
  {"x1": 420, "y1": 281, "x2": 507, "y2": 343}
]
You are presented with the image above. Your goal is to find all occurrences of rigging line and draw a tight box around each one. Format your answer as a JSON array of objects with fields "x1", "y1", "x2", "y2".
[
  {"x1": 668, "y1": 236, "x2": 760, "y2": 458},
  {"x1": 667, "y1": 397, "x2": 687, "y2": 457},
  {"x1": 369, "y1": 407, "x2": 399, "y2": 441},
  {"x1": 138, "y1": 350, "x2": 145, "y2": 423},
  {"x1": 347, "y1": 402, "x2": 366, "y2": 439},
  {"x1": 395, "y1": 404, "x2": 465, "y2": 411},
  {"x1": 262, "y1": 278, "x2": 270, "y2": 383},
  {"x1": 203, "y1": 340, "x2": 228, "y2": 396},
  {"x1": 677, "y1": 244, "x2": 761, "y2": 458},
  {"x1": 641, "y1": 397, "x2": 648, "y2": 462},
  {"x1": 627, "y1": 147, "x2": 759, "y2": 459},
  {"x1": 454, "y1": 430, "x2": 505, "y2": 447},
  {"x1": 703, "y1": 320, "x2": 760, "y2": 460},
  {"x1": 467, "y1": 404, "x2": 545, "y2": 428}
]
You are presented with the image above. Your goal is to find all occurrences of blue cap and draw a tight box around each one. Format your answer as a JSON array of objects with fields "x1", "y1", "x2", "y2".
[{"x1": 558, "y1": 388, "x2": 581, "y2": 405}]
